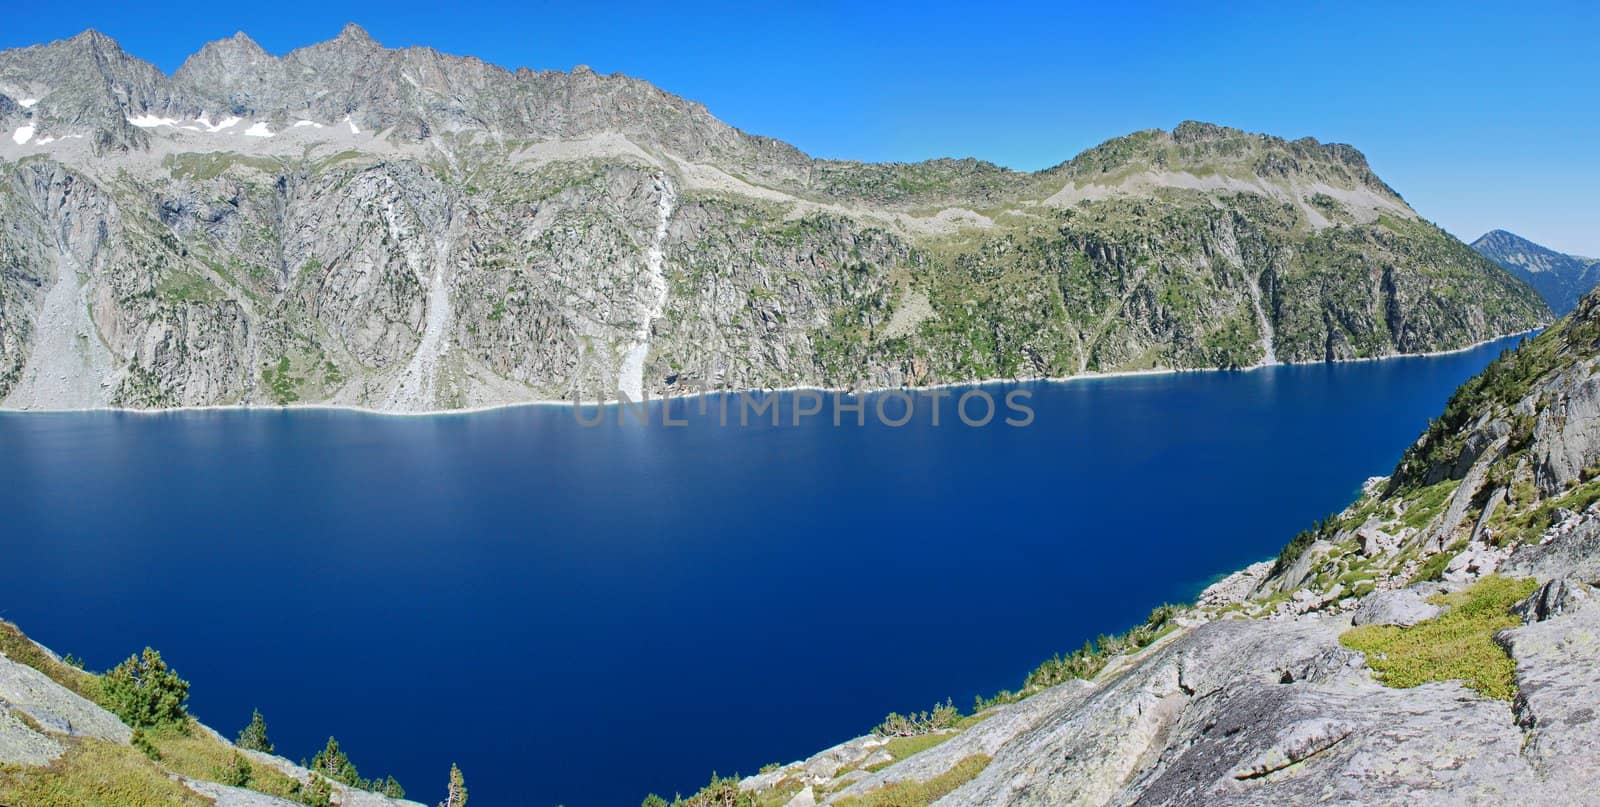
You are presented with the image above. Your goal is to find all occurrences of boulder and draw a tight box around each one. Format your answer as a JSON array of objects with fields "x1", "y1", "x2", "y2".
[
  {"x1": 1351, "y1": 588, "x2": 1440, "y2": 627},
  {"x1": 1512, "y1": 578, "x2": 1599, "y2": 623}
]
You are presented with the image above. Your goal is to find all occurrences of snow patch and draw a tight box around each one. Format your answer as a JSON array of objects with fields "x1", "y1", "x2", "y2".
[
  {"x1": 292, "y1": 120, "x2": 324, "y2": 128},
  {"x1": 345, "y1": 117, "x2": 361, "y2": 135},
  {"x1": 12, "y1": 125, "x2": 33, "y2": 144},
  {"x1": 19, "y1": 98, "x2": 38, "y2": 108},
  {"x1": 243, "y1": 121, "x2": 274, "y2": 138},
  {"x1": 127, "y1": 114, "x2": 179, "y2": 128}
]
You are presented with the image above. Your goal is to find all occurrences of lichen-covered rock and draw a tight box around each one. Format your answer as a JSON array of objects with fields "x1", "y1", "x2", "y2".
[
  {"x1": 1496, "y1": 592, "x2": 1600, "y2": 801},
  {"x1": 0, "y1": 652, "x2": 128, "y2": 743},
  {"x1": 1350, "y1": 588, "x2": 1440, "y2": 627},
  {"x1": 0, "y1": 705, "x2": 63, "y2": 766}
]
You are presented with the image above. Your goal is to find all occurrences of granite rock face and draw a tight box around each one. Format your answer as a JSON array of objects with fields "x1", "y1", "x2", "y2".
[{"x1": 0, "y1": 28, "x2": 1549, "y2": 411}]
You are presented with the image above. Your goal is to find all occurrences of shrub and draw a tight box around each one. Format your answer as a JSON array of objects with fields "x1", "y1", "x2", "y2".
[
  {"x1": 131, "y1": 728, "x2": 162, "y2": 761},
  {"x1": 224, "y1": 751, "x2": 253, "y2": 787},
  {"x1": 873, "y1": 699, "x2": 961, "y2": 737},
  {"x1": 300, "y1": 775, "x2": 333, "y2": 807},
  {"x1": 102, "y1": 648, "x2": 190, "y2": 729},
  {"x1": 674, "y1": 773, "x2": 753, "y2": 807},
  {"x1": 1340, "y1": 575, "x2": 1537, "y2": 700}
]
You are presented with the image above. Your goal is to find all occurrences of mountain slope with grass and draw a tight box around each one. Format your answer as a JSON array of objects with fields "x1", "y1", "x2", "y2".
[
  {"x1": 1471, "y1": 229, "x2": 1600, "y2": 316},
  {"x1": 0, "y1": 623, "x2": 446, "y2": 807},
  {"x1": 0, "y1": 27, "x2": 1549, "y2": 411},
  {"x1": 700, "y1": 287, "x2": 1600, "y2": 806}
]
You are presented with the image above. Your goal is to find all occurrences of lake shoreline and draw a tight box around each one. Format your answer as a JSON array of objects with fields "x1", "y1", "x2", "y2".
[{"x1": 0, "y1": 328, "x2": 1540, "y2": 418}]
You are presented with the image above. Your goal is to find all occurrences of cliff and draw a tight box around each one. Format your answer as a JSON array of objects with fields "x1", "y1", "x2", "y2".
[{"x1": 0, "y1": 28, "x2": 1549, "y2": 412}]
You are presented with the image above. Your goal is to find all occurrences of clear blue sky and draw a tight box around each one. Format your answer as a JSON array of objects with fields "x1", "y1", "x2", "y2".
[{"x1": 7, "y1": 1, "x2": 1597, "y2": 255}]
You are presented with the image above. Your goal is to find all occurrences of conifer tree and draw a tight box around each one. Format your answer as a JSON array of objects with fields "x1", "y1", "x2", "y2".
[
  {"x1": 103, "y1": 647, "x2": 190, "y2": 729},
  {"x1": 237, "y1": 708, "x2": 274, "y2": 753},
  {"x1": 438, "y1": 763, "x2": 467, "y2": 807}
]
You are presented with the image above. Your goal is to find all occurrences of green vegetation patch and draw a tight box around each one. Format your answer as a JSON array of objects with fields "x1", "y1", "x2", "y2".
[
  {"x1": 834, "y1": 754, "x2": 991, "y2": 807},
  {"x1": 156, "y1": 271, "x2": 224, "y2": 303},
  {"x1": 0, "y1": 737, "x2": 211, "y2": 807},
  {"x1": 262, "y1": 357, "x2": 301, "y2": 405},
  {"x1": 867, "y1": 734, "x2": 955, "y2": 772},
  {"x1": 1340, "y1": 575, "x2": 1537, "y2": 700},
  {"x1": 148, "y1": 722, "x2": 306, "y2": 802},
  {"x1": 1400, "y1": 480, "x2": 1460, "y2": 530},
  {"x1": 164, "y1": 152, "x2": 282, "y2": 181}
]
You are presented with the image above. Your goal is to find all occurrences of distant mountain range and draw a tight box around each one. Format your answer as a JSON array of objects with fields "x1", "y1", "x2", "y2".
[
  {"x1": 1471, "y1": 229, "x2": 1600, "y2": 316},
  {"x1": 0, "y1": 26, "x2": 1550, "y2": 411}
]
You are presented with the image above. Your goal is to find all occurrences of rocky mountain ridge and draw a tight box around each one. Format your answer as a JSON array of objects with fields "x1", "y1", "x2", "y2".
[
  {"x1": 0, "y1": 27, "x2": 1550, "y2": 411},
  {"x1": 707, "y1": 284, "x2": 1600, "y2": 806},
  {"x1": 1471, "y1": 229, "x2": 1600, "y2": 316}
]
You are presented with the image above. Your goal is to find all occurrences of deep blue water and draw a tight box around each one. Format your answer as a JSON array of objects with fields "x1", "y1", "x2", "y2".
[{"x1": 0, "y1": 336, "x2": 1525, "y2": 806}]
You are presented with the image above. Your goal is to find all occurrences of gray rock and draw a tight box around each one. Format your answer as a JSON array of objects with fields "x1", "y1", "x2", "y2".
[
  {"x1": 0, "y1": 651, "x2": 129, "y2": 743},
  {"x1": 1504, "y1": 506, "x2": 1600, "y2": 585},
  {"x1": 1496, "y1": 591, "x2": 1600, "y2": 801},
  {"x1": 1512, "y1": 578, "x2": 1599, "y2": 624},
  {"x1": 784, "y1": 786, "x2": 818, "y2": 807},
  {"x1": 0, "y1": 703, "x2": 64, "y2": 765},
  {"x1": 183, "y1": 779, "x2": 303, "y2": 807},
  {"x1": 830, "y1": 680, "x2": 1094, "y2": 802}
]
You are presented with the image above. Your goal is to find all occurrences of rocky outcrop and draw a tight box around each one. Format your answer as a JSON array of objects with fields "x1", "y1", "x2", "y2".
[
  {"x1": 0, "y1": 27, "x2": 1549, "y2": 411},
  {"x1": 0, "y1": 651, "x2": 129, "y2": 755}
]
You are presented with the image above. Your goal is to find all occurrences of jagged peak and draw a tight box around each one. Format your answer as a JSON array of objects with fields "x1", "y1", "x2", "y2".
[
  {"x1": 180, "y1": 31, "x2": 273, "y2": 63},
  {"x1": 336, "y1": 23, "x2": 377, "y2": 46},
  {"x1": 226, "y1": 31, "x2": 267, "y2": 52},
  {"x1": 67, "y1": 28, "x2": 118, "y2": 48}
]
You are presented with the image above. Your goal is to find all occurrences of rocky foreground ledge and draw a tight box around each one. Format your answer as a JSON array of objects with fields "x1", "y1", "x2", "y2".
[
  {"x1": 0, "y1": 632, "x2": 426, "y2": 806},
  {"x1": 709, "y1": 293, "x2": 1600, "y2": 805}
]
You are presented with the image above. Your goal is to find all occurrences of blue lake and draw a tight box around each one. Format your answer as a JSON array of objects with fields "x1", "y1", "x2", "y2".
[{"x1": 0, "y1": 336, "x2": 1526, "y2": 806}]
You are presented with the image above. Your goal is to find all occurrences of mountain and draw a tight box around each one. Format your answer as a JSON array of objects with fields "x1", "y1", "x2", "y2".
[
  {"x1": 707, "y1": 287, "x2": 1600, "y2": 806},
  {"x1": 0, "y1": 27, "x2": 1550, "y2": 412},
  {"x1": 1471, "y1": 229, "x2": 1600, "y2": 315}
]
